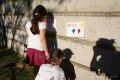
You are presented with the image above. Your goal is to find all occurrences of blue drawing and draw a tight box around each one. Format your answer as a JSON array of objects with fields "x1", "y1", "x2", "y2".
[{"x1": 72, "y1": 28, "x2": 75, "y2": 34}]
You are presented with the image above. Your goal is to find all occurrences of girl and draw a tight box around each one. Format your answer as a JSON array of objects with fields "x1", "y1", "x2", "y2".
[
  {"x1": 35, "y1": 48, "x2": 66, "y2": 80},
  {"x1": 25, "y1": 5, "x2": 49, "y2": 68}
]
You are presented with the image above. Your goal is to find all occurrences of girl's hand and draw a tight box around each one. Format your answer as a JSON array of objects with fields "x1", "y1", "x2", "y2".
[{"x1": 45, "y1": 53, "x2": 49, "y2": 60}]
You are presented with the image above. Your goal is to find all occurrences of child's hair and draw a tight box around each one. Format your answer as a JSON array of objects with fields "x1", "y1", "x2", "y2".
[
  {"x1": 51, "y1": 49, "x2": 64, "y2": 65},
  {"x1": 30, "y1": 5, "x2": 47, "y2": 35}
]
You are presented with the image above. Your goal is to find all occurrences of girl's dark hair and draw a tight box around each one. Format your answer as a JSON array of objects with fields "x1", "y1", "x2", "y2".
[
  {"x1": 51, "y1": 49, "x2": 64, "y2": 65},
  {"x1": 30, "y1": 5, "x2": 47, "y2": 35}
]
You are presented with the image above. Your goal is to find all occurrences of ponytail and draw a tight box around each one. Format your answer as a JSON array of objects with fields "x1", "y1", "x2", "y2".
[
  {"x1": 30, "y1": 13, "x2": 40, "y2": 35},
  {"x1": 30, "y1": 5, "x2": 47, "y2": 35}
]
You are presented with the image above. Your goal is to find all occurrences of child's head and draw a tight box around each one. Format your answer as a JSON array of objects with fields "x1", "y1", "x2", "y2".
[
  {"x1": 31, "y1": 5, "x2": 47, "y2": 35},
  {"x1": 51, "y1": 48, "x2": 64, "y2": 65},
  {"x1": 33, "y1": 5, "x2": 47, "y2": 21}
]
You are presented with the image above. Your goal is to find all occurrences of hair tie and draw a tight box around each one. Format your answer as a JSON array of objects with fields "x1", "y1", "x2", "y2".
[{"x1": 35, "y1": 12, "x2": 38, "y2": 15}]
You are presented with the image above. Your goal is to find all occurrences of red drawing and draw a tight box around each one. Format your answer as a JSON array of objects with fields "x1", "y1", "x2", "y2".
[{"x1": 78, "y1": 29, "x2": 80, "y2": 33}]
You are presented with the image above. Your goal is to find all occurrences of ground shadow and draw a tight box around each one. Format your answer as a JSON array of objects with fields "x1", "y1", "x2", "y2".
[
  {"x1": 90, "y1": 38, "x2": 120, "y2": 80},
  {"x1": 0, "y1": 49, "x2": 12, "y2": 57},
  {"x1": 0, "y1": 63, "x2": 16, "y2": 80},
  {"x1": 60, "y1": 48, "x2": 76, "y2": 80},
  {"x1": 0, "y1": 49, "x2": 35, "y2": 80},
  {"x1": 46, "y1": 12, "x2": 58, "y2": 55}
]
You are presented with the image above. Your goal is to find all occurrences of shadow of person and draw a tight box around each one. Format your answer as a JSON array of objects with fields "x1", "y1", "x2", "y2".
[
  {"x1": 90, "y1": 38, "x2": 120, "y2": 80},
  {"x1": 46, "y1": 12, "x2": 57, "y2": 54},
  {"x1": 60, "y1": 48, "x2": 76, "y2": 80}
]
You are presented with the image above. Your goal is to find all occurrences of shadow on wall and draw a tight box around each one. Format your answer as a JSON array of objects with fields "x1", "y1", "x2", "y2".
[
  {"x1": 0, "y1": 0, "x2": 33, "y2": 53},
  {"x1": 0, "y1": 14, "x2": 7, "y2": 48},
  {"x1": 46, "y1": 0, "x2": 71, "y2": 5},
  {"x1": 90, "y1": 38, "x2": 120, "y2": 80},
  {"x1": 46, "y1": 12, "x2": 57, "y2": 55},
  {"x1": 60, "y1": 48, "x2": 76, "y2": 80}
]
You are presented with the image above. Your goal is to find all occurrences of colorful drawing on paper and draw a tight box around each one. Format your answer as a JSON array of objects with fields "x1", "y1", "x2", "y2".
[{"x1": 66, "y1": 22, "x2": 85, "y2": 37}]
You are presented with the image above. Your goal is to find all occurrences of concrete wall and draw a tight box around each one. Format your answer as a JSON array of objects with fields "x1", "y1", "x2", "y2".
[
  {"x1": 33, "y1": 0, "x2": 120, "y2": 67},
  {"x1": 55, "y1": 15, "x2": 120, "y2": 67},
  {"x1": 34, "y1": 0, "x2": 120, "y2": 12}
]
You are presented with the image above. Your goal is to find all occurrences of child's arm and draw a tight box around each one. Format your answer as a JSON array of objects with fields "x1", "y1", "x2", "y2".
[{"x1": 40, "y1": 28, "x2": 49, "y2": 59}]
